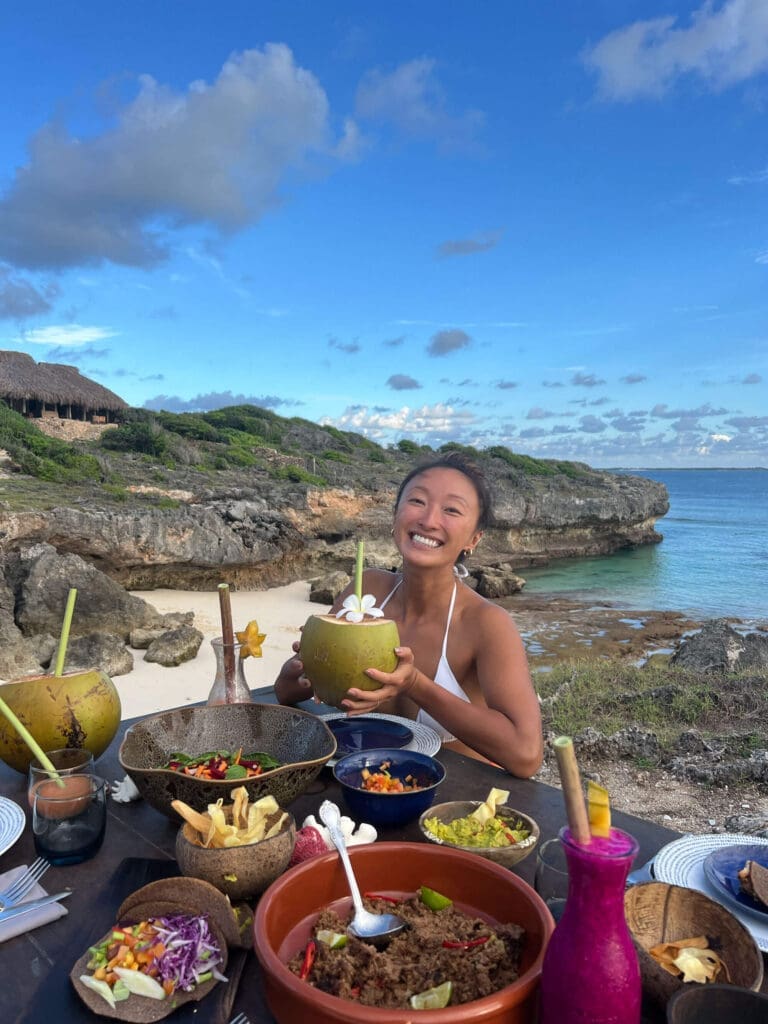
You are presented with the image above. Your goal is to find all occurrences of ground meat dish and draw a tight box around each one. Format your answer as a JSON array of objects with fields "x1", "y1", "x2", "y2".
[{"x1": 288, "y1": 894, "x2": 525, "y2": 1009}]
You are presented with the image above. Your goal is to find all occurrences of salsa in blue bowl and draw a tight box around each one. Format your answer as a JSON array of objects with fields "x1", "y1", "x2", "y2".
[{"x1": 332, "y1": 747, "x2": 445, "y2": 827}]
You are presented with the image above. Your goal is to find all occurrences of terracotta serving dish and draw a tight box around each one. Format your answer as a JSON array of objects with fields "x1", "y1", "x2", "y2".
[
  {"x1": 625, "y1": 881, "x2": 763, "y2": 1008},
  {"x1": 119, "y1": 703, "x2": 336, "y2": 818},
  {"x1": 254, "y1": 840, "x2": 554, "y2": 1024}
]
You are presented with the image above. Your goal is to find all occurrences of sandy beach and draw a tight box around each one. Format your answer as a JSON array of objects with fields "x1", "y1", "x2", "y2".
[{"x1": 120, "y1": 582, "x2": 326, "y2": 720}]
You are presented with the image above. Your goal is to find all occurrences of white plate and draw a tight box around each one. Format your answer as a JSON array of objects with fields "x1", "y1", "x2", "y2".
[
  {"x1": 321, "y1": 711, "x2": 442, "y2": 766},
  {"x1": 0, "y1": 797, "x2": 25, "y2": 857},
  {"x1": 653, "y1": 832, "x2": 768, "y2": 952}
]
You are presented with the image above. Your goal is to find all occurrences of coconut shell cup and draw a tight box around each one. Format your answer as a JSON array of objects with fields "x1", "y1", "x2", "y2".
[
  {"x1": 175, "y1": 807, "x2": 296, "y2": 901},
  {"x1": 625, "y1": 881, "x2": 763, "y2": 1008},
  {"x1": 70, "y1": 878, "x2": 234, "y2": 1021},
  {"x1": 300, "y1": 614, "x2": 399, "y2": 708}
]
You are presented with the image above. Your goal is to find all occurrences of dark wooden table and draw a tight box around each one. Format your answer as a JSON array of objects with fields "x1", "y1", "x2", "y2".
[{"x1": 0, "y1": 697, "x2": 747, "y2": 1024}]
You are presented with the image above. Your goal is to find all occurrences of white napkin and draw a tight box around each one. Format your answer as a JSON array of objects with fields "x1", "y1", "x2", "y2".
[{"x1": 0, "y1": 864, "x2": 69, "y2": 943}]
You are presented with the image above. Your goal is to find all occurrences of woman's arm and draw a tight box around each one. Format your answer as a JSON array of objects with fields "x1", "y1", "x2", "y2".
[{"x1": 350, "y1": 602, "x2": 543, "y2": 777}]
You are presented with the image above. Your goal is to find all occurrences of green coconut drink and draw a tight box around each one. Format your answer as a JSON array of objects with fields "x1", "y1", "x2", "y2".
[
  {"x1": 300, "y1": 541, "x2": 400, "y2": 709},
  {"x1": 0, "y1": 588, "x2": 122, "y2": 773}
]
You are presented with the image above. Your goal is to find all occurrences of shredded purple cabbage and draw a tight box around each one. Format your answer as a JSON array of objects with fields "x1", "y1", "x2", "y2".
[{"x1": 149, "y1": 914, "x2": 226, "y2": 992}]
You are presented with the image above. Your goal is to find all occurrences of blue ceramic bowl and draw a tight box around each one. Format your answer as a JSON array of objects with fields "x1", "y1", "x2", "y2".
[{"x1": 333, "y1": 747, "x2": 445, "y2": 827}]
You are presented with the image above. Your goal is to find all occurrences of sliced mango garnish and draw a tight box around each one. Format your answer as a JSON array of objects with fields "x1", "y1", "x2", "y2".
[{"x1": 587, "y1": 780, "x2": 611, "y2": 837}]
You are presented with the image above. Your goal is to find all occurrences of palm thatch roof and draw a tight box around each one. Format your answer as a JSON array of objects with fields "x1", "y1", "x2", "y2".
[{"x1": 0, "y1": 351, "x2": 127, "y2": 411}]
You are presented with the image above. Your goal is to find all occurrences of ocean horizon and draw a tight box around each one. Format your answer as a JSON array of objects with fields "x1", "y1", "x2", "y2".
[{"x1": 518, "y1": 468, "x2": 768, "y2": 624}]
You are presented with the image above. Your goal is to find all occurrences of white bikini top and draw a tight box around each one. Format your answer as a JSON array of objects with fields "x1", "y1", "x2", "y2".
[{"x1": 379, "y1": 577, "x2": 470, "y2": 741}]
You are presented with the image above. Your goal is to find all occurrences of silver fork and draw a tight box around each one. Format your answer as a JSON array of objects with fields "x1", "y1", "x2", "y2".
[
  {"x1": 228, "y1": 1014, "x2": 251, "y2": 1024},
  {"x1": 0, "y1": 857, "x2": 51, "y2": 911}
]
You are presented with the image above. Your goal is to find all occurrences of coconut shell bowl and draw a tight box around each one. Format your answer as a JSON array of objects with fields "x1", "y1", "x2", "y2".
[
  {"x1": 419, "y1": 800, "x2": 540, "y2": 869},
  {"x1": 254, "y1": 840, "x2": 554, "y2": 1024},
  {"x1": 119, "y1": 703, "x2": 337, "y2": 819},
  {"x1": 175, "y1": 806, "x2": 296, "y2": 901},
  {"x1": 624, "y1": 881, "x2": 763, "y2": 1009}
]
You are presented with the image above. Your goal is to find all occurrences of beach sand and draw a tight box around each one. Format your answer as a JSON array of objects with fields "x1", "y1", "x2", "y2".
[{"x1": 121, "y1": 582, "x2": 327, "y2": 720}]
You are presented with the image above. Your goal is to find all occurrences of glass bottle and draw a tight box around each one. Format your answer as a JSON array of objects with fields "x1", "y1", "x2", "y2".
[
  {"x1": 540, "y1": 826, "x2": 641, "y2": 1024},
  {"x1": 206, "y1": 638, "x2": 253, "y2": 705}
]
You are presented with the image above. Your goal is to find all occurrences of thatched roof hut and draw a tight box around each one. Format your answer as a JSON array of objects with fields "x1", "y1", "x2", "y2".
[{"x1": 0, "y1": 350, "x2": 127, "y2": 422}]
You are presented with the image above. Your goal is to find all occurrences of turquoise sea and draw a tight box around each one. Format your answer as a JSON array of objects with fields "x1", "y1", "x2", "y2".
[{"x1": 519, "y1": 469, "x2": 768, "y2": 623}]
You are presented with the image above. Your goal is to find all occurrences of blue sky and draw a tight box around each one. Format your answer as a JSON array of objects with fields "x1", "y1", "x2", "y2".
[{"x1": 0, "y1": 1, "x2": 766, "y2": 468}]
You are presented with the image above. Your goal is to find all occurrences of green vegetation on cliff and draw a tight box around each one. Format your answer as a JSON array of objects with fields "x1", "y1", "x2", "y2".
[{"x1": 0, "y1": 400, "x2": 600, "y2": 501}]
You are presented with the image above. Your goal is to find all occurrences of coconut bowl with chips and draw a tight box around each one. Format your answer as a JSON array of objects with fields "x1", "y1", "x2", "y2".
[
  {"x1": 119, "y1": 703, "x2": 336, "y2": 818},
  {"x1": 624, "y1": 881, "x2": 763, "y2": 1008},
  {"x1": 174, "y1": 787, "x2": 296, "y2": 900}
]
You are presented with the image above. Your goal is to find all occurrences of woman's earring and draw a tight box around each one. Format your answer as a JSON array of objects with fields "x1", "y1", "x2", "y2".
[{"x1": 453, "y1": 562, "x2": 470, "y2": 579}]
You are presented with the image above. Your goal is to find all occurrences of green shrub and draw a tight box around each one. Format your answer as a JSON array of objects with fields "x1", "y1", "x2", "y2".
[
  {"x1": 271, "y1": 465, "x2": 326, "y2": 485},
  {"x1": 397, "y1": 439, "x2": 421, "y2": 454},
  {"x1": 0, "y1": 402, "x2": 102, "y2": 482},
  {"x1": 100, "y1": 420, "x2": 170, "y2": 458},
  {"x1": 322, "y1": 450, "x2": 350, "y2": 463}
]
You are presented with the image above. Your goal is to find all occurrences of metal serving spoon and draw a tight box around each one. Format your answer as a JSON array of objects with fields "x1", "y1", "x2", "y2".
[{"x1": 319, "y1": 800, "x2": 407, "y2": 949}]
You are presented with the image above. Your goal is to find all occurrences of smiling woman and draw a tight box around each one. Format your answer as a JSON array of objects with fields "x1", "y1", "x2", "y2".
[{"x1": 275, "y1": 452, "x2": 543, "y2": 778}]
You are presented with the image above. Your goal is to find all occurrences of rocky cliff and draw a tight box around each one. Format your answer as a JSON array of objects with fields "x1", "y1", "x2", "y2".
[{"x1": 0, "y1": 457, "x2": 668, "y2": 590}]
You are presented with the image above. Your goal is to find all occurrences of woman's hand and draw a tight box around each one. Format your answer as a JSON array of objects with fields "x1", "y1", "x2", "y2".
[
  {"x1": 342, "y1": 646, "x2": 419, "y2": 715},
  {"x1": 274, "y1": 640, "x2": 314, "y2": 705}
]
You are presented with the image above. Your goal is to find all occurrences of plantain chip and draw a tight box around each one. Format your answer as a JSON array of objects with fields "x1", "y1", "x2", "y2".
[
  {"x1": 649, "y1": 934, "x2": 729, "y2": 985},
  {"x1": 173, "y1": 786, "x2": 288, "y2": 849}
]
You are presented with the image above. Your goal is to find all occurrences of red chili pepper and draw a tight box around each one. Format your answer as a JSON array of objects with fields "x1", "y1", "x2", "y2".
[
  {"x1": 363, "y1": 892, "x2": 401, "y2": 904},
  {"x1": 442, "y1": 935, "x2": 490, "y2": 950},
  {"x1": 504, "y1": 831, "x2": 518, "y2": 844},
  {"x1": 299, "y1": 939, "x2": 316, "y2": 980}
]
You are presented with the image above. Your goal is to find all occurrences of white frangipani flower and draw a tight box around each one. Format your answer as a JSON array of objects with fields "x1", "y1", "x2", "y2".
[{"x1": 335, "y1": 593, "x2": 384, "y2": 622}]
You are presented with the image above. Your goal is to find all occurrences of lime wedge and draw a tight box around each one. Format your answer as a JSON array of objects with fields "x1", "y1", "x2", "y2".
[
  {"x1": 419, "y1": 885, "x2": 453, "y2": 911},
  {"x1": 112, "y1": 967, "x2": 166, "y2": 1000},
  {"x1": 316, "y1": 929, "x2": 348, "y2": 949},
  {"x1": 410, "y1": 980, "x2": 453, "y2": 1009}
]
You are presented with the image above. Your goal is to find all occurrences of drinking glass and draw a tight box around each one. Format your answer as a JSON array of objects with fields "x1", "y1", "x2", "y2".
[
  {"x1": 28, "y1": 748, "x2": 95, "y2": 808},
  {"x1": 32, "y1": 775, "x2": 108, "y2": 865},
  {"x1": 534, "y1": 836, "x2": 570, "y2": 923}
]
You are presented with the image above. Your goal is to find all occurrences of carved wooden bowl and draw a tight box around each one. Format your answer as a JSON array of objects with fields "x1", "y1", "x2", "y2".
[{"x1": 119, "y1": 703, "x2": 336, "y2": 818}]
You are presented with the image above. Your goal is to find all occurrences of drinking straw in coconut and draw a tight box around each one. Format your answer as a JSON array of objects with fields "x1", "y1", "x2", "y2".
[
  {"x1": 553, "y1": 735, "x2": 591, "y2": 844},
  {"x1": 217, "y1": 583, "x2": 236, "y2": 702},
  {"x1": 53, "y1": 587, "x2": 77, "y2": 677},
  {"x1": 355, "y1": 540, "x2": 364, "y2": 603},
  {"x1": 0, "y1": 697, "x2": 63, "y2": 785}
]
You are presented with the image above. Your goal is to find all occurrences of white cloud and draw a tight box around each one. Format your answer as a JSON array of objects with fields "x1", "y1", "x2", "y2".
[
  {"x1": 10, "y1": 324, "x2": 118, "y2": 346},
  {"x1": 583, "y1": 0, "x2": 768, "y2": 101},
  {"x1": 330, "y1": 402, "x2": 479, "y2": 440},
  {"x1": 0, "y1": 45, "x2": 339, "y2": 270},
  {"x1": 355, "y1": 58, "x2": 484, "y2": 149}
]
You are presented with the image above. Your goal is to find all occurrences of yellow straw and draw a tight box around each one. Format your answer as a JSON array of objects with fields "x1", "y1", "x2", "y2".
[
  {"x1": 0, "y1": 695, "x2": 63, "y2": 786},
  {"x1": 355, "y1": 540, "x2": 364, "y2": 602},
  {"x1": 54, "y1": 587, "x2": 78, "y2": 677}
]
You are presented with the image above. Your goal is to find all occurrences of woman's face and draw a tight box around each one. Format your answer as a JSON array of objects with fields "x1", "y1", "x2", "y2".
[{"x1": 393, "y1": 467, "x2": 483, "y2": 568}]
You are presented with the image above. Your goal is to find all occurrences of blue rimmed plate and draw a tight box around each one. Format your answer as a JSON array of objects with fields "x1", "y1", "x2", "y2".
[
  {"x1": 326, "y1": 715, "x2": 413, "y2": 757},
  {"x1": 321, "y1": 711, "x2": 441, "y2": 767},
  {"x1": 703, "y1": 844, "x2": 768, "y2": 922},
  {"x1": 0, "y1": 796, "x2": 25, "y2": 857}
]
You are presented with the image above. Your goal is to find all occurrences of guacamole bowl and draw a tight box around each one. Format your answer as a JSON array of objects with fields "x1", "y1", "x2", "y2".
[{"x1": 419, "y1": 800, "x2": 540, "y2": 869}]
